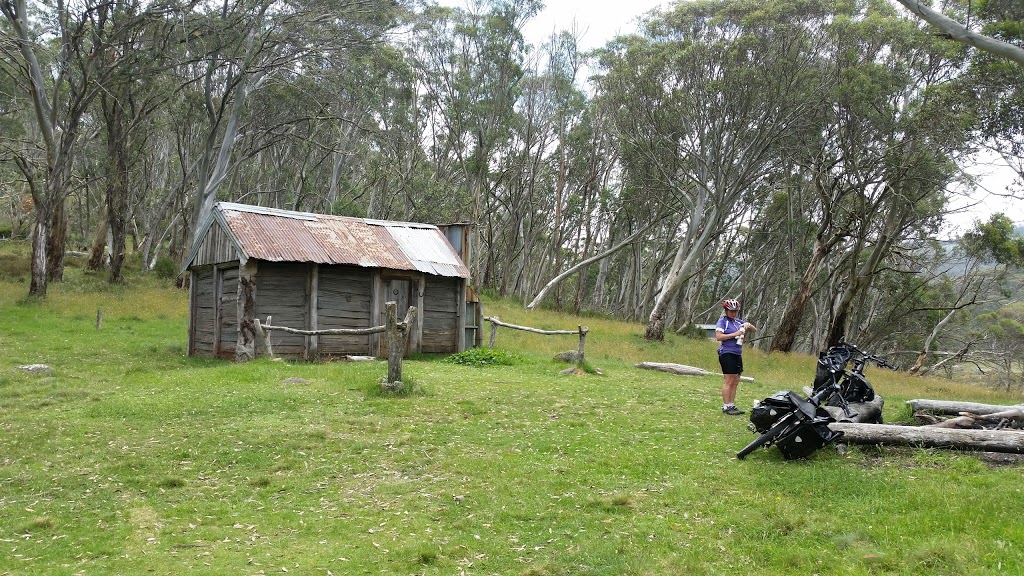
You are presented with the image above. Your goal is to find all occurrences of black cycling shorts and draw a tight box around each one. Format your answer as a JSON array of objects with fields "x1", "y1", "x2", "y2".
[{"x1": 719, "y1": 353, "x2": 743, "y2": 375}]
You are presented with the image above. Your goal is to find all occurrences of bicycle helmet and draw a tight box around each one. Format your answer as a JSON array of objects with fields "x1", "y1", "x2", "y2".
[{"x1": 722, "y1": 299, "x2": 740, "y2": 311}]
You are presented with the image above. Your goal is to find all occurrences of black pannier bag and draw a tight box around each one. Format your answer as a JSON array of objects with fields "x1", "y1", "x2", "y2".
[
  {"x1": 813, "y1": 347, "x2": 875, "y2": 404},
  {"x1": 839, "y1": 372, "x2": 874, "y2": 403},
  {"x1": 750, "y1": 390, "x2": 837, "y2": 433},
  {"x1": 812, "y1": 347, "x2": 850, "y2": 391},
  {"x1": 776, "y1": 421, "x2": 844, "y2": 460},
  {"x1": 749, "y1": 391, "x2": 796, "y2": 433}
]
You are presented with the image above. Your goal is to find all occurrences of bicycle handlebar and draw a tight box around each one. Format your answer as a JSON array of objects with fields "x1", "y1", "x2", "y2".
[{"x1": 830, "y1": 338, "x2": 900, "y2": 371}]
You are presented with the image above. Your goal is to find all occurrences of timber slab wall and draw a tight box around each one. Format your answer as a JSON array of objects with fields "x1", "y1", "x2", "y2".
[{"x1": 188, "y1": 260, "x2": 468, "y2": 360}]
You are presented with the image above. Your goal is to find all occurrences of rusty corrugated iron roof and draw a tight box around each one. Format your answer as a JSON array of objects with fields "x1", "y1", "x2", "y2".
[{"x1": 192, "y1": 202, "x2": 469, "y2": 278}]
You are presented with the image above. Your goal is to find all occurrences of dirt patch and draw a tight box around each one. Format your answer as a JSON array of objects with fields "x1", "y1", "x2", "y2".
[{"x1": 974, "y1": 451, "x2": 1024, "y2": 467}]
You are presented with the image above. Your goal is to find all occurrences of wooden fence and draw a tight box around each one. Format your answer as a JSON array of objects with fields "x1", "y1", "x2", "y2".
[
  {"x1": 484, "y1": 316, "x2": 589, "y2": 365},
  {"x1": 255, "y1": 301, "x2": 417, "y2": 390}
]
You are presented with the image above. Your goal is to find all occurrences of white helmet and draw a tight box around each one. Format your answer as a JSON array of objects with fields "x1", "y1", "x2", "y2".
[{"x1": 722, "y1": 299, "x2": 740, "y2": 311}]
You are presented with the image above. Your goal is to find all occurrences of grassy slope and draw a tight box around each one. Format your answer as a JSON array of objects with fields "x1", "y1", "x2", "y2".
[{"x1": 1, "y1": 248, "x2": 1023, "y2": 575}]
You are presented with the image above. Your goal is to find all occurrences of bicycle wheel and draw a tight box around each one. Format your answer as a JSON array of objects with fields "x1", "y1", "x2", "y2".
[{"x1": 736, "y1": 415, "x2": 797, "y2": 459}]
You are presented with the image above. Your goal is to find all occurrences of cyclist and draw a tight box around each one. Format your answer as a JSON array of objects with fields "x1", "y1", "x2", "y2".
[{"x1": 716, "y1": 298, "x2": 756, "y2": 415}]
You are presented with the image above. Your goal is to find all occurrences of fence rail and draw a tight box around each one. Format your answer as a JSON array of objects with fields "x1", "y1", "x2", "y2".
[
  {"x1": 255, "y1": 302, "x2": 417, "y2": 390},
  {"x1": 484, "y1": 316, "x2": 589, "y2": 365}
]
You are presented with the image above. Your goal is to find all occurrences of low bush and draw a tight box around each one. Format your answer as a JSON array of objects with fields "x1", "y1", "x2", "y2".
[
  {"x1": 152, "y1": 256, "x2": 179, "y2": 279},
  {"x1": 443, "y1": 347, "x2": 522, "y2": 367}
]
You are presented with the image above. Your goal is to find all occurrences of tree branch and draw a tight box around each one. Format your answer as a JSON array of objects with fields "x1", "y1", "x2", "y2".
[
  {"x1": 892, "y1": 0, "x2": 1024, "y2": 66},
  {"x1": 527, "y1": 213, "x2": 668, "y2": 310}
]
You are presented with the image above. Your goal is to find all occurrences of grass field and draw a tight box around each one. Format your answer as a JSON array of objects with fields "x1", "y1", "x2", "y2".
[{"x1": 2, "y1": 247, "x2": 1023, "y2": 575}]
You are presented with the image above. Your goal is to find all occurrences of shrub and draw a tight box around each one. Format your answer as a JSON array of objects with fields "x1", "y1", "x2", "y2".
[
  {"x1": 0, "y1": 253, "x2": 30, "y2": 281},
  {"x1": 676, "y1": 322, "x2": 710, "y2": 340},
  {"x1": 152, "y1": 257, "x2": 179, "y2": 279},
  {"x1": 443, "y1": 347, "x2": 521, "y2": 367}
]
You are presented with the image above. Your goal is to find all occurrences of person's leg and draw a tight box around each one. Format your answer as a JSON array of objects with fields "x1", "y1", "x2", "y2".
[
  {"x1": 719, "y1": 353, "x2": 744, "y2": 414},
  {"x1": 721, "y1": 373, "x2": 740, "y2": 405}
]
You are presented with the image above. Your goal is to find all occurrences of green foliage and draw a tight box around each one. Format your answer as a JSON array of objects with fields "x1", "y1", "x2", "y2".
[
  {"x1": 330, "y1": 197, "x2": 367, "y2": 218},
  {"x1": 963, "y1": 213, "x2": 1024, "y2": 266},
  {"x1": 443, "y1": 347, "x2": 521, "y2": 367},
  {"x1": 152, "y1": 257, "x2": 179, "y2": 279}
]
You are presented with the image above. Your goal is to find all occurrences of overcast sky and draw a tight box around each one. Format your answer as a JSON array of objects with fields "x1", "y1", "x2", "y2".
[
  {"x1": 435, "y1": 0, "x2": 666, "y2": 51},
  {"x1": 519, "y1": 0, "x2": 667, "y2": 50}
]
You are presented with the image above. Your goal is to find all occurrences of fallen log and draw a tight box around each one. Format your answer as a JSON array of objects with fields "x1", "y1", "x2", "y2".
[
  {"x1": 802, "y1": 387, "x2": 883, "y2": 424},
  {"x1": 830, "y1": 422, "x2": 1024, "y2": 454},
  {"x1": 636, "y1": 361, "x2": 754, "y2": 382},
  {"x1": 906, "y1": 399, "x2": 1024, "y2": 416}
]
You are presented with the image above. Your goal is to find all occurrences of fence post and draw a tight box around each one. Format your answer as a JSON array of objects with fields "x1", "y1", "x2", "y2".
[
  {"x1": 255, "y1": 316, "x2": 274, "y2": 359},
  {"x1": 385, "y1": 302, "x2": 402, "y2": 390},
  {"x1": 489, "y1": 316, "x2": 499, "y2": 348},
  {"x1": 577, "y1": 325, "x2": 587, "y2": 366}
]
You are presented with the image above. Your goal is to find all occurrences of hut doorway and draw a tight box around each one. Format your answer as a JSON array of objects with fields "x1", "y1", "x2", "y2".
[{"x1": 377, "y1": 276, "x2": 413, "y2": 357}]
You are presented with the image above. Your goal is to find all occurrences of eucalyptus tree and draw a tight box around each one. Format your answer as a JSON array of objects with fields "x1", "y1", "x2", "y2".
[
  {"x1": 487, "y1": 29, "x2": 611, "y2": 305},
  {"x1": 180, "y1": 0, "x2": 404, "y2": 246},
  {"x1": 92, "y1": 1, "x2": 187, "y2": 283},
  {"x1": 595, "y1": 0, "x2": 827, "y2": 341},
  {"x1": 408, "y1": 0, "x2": 540, "y2": 287},
  {"x1": 0, "y1": 0, "x2": 169, "y2": 295},
  {"x1": 817, "y1": 7, "x2": 974, "y2": 348},
  {"x1": 964, "y1": 0, "x2": 1024, "y2": 186},
  {"x1": 0, "y1": 23, "x2": 29, "y2": 238},
  {"x1": 742, "y1": 1, "x2": 979, "y2": 352}
]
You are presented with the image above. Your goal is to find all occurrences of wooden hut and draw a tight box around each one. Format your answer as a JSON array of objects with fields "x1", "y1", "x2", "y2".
[{"x1": 184, "y1": 202, "x2": 478, "y2": 361}]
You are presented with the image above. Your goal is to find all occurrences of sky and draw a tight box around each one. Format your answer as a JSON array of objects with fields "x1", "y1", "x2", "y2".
[
  {"x1": 434, "y1": 0, "x2": 1022, "y2": 234},
  {"x1": 435, "y1": 0, "x2": 667, "y2": 51},
  {"x1": 518, "y1": 0, "x2": 667, "y2": 51}
]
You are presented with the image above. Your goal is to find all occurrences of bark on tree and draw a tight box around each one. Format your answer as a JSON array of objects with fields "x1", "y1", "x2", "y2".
[
  {"x1": 236, "y1": 260, "x2": 258, "y2": 361},
  {"x1": 102, "y1": 90, "x2": 129, "y2": 284},
  {"x1": 770, "y1": 172, "x2": 848, "y2": 352},
  {"x1": 644, "y1": 191, "x2": 720, "y2": 340},
  {"x1": 45, "y1": 201, "x2": 68, "y2": 283},
  {"x1": 385, "y1": 303, "x2": 418, "y2": 390},
  {"x1": 87, "y1": 203, "x2": 110, "y2": 271},
  {"x1": 770, "y1": 236, "x2": 830, "y2": 352}
]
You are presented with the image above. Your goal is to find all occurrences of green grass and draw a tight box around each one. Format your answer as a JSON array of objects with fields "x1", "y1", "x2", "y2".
[{"x1": 2, "y1": 242, "x2": 1024, "y2": 575}]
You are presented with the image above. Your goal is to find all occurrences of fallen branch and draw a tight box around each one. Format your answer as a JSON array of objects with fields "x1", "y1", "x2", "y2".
[
  {"x1": 924, "y1": 415, "x2": 976, "y2": 429},
  {"x1": 966, "y1": 408, "x2": 1024, "y2": 422},
  {"x1": 527, "y1": 215, "x2": 667, "y2": 310},
  {"x1": 636, "y1": 361, "x2": 754, "y2": 382}
]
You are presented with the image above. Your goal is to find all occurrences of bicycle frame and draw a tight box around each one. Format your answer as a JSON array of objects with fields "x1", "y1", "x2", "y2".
[{"x1": 738, "y1": 337, "x2": 895, "y2": 460}]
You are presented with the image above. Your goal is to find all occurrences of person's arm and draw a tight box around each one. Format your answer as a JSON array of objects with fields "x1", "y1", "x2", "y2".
[{"x1": 715, "y1": 322, "x2": 744, "y2": 341}]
